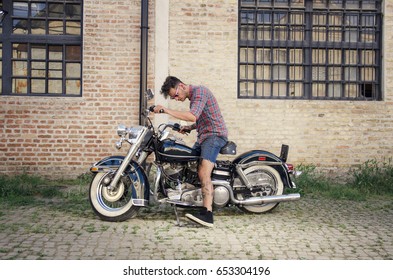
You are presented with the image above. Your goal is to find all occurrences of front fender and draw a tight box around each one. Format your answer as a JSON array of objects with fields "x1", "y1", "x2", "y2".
[
  {"x1": 90, "y1": 155, "x2": 125, "y2": 173},
  {"x1": 90, "y1": 156, "x2": 150, "y2": 206},
  {"x1": 125, "y1": 161, "x2": 150, "y2": 206},
  {"x1": 233, "y1": 150, "x2": 294, "y2": 189}
]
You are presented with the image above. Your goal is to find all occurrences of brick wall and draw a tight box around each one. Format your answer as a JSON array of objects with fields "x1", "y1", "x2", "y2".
[
  {"x1": 1, "y1": 0, "x2": 392, "y2": 178},
  {"x1": 165, "y1": 0, "x2": 393, "y2": 175},
  {"x1": 0, "y1": 0, "x2": 155, "y2": 178}
]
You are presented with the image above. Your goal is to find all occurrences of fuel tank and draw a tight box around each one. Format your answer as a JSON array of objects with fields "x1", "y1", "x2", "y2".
[{"x1": 157, "y1": 139, "x2": 200, "y2": 162}]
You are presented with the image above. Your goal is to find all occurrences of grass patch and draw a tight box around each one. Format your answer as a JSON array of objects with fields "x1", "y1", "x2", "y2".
[
  {"x1": 0, "y1": 173, "x2": 92, "y2": 214},
  {"x1": 0, "y1": 174, "x2": 64, "y2": 206},
  {"x1": 293, "y1": 159, "x2": 393, "y2": 201},
  {"x1": 1, "y1": 158, "x2": 393, "y2": 210},
  {"x1": 0, "y1": 174, "x2": 48, "y2": 198},
  {"x1": 349, "y1": 159, "x2": 393, "y2": 195}
]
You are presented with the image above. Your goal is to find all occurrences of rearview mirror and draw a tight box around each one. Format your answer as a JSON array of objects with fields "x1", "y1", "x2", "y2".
[
  {"x1": 0, "y1": 10, "x2": 8, "y2": 23},
  {"x1": 146, "y1": 89, "x2": 154, "y2": 100}
]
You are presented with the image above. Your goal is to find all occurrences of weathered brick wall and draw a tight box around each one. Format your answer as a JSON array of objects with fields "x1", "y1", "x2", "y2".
[
  {"x1": 1, "y1": 0, "x2": 392, "y2": 178},
  {"x1": 165, "y1": 0, "x2": 393, "y2": 175},
  {"x1": 0, "y1": 0, "x2": 155, "y2": 178}
]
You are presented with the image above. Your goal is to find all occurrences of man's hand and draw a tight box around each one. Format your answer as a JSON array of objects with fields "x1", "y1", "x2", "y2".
[
  {"x1": 179, "y1": 125, "x2": 192, "y2": 134},
  {"x1": 153, "y1": 105, "x2": 166, "y2": 114}
]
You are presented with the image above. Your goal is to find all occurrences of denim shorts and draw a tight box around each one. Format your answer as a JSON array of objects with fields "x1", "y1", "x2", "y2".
[{"x1": 193, "y1": 135, "x2": 227, "y2": 163}]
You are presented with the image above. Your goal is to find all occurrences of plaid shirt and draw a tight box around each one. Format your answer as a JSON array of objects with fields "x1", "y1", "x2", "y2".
[{"x1": 189, "y1": 85, "x2": 228, "y2": 144}]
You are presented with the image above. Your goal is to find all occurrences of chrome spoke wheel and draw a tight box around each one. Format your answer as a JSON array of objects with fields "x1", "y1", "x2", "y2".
[
  {"x1": 234, "y1": 165, "x2": 284, "y2": 213},
  {"x1": 89, "y1": 172, "x2": 140, "y2": 221}
]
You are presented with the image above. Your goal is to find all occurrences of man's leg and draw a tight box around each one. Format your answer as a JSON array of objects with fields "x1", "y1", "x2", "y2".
[
  {"x1": 184, "y1": 159, "x2": 215, "y2": 227},
  {"x1": 185, "y1": 136, "x2": 226, "y2": 227},
  {"x1": 198, "y1": 159, "x2": 215, "y2": 212}
]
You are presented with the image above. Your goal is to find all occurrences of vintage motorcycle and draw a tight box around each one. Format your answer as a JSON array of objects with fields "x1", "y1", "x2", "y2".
[{"x1": 88, "y1": 90, "x2": 300, "y2": 224}]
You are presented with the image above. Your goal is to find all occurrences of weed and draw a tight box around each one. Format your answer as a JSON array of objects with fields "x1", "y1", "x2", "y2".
[
  {"x1": 293, "y1": 160, "x2": 393, "y2": 201},
  {"x1": 0, "y1": 174, "x2": 44, "y2": 199},
  {"x1": 0, "y1": 173, "x2": 91, "y2": 219},
  {"x1": 83, "y1": 223, "x2": 97, "y2": 233},
  {"x1": 349, "y1": 159, "x2": 393, "y2": 195},
  {"x1": 292, "y1": 164, "x2": 332, "y2": 197},
  {"x1": 51, "y1": 173, "x2": 93, "y2": 187},
  {"x1": 131, "y1": 225, "x2": 140, "y2": 234},
  {"x1": 122, "y1": 224, "x2": 129, "y2": 233},
  {"x1": 338, "y1": 224, "x2": 347, "y2": 230},
  {"x1": 1, "y1": 158, "x2": 393, "y2": 212}
]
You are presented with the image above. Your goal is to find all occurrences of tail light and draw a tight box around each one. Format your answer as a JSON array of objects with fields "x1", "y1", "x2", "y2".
[{"x1": 286, "y1": 163, "x2": 294, "y2": 173}]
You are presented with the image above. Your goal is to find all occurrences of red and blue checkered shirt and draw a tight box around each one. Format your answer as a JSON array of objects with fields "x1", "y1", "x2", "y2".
[{"x1": 189, "y1": 85, "x2": 228, "y2": 144}]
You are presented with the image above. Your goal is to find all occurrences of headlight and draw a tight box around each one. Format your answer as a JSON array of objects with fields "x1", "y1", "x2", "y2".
[
  {"x1": 117, "y1": 124, "x2": 127, "y2": 136},
  {"x1": 128, "y1": 126, "x2": 145, "y2": 144},
  {"x1": 116, "y1": 125, "x2": 145, "y2": 144}
]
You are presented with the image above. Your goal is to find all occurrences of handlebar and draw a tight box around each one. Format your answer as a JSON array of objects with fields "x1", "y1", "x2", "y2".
[
  {"x1": 148, "y1": 105, "x2": 164, "y2": 114},
  {"x1": 158, "y1": 122, "x2": 191, "y2": 134},
  {"x1": 171, "y1": 123, "x2": 191, "y2": 134}
]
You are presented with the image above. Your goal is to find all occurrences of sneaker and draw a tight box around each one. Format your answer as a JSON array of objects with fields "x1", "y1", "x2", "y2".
[{"x1": 185, "y1": 208, "x2": 214, "y2": 228}]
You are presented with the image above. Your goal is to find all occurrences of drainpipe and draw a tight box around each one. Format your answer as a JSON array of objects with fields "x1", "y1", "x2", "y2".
[{"x1": 139, "y1": 0, "x2": 149, "y2": 124}]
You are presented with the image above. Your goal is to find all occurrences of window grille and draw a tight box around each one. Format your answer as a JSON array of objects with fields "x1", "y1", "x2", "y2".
[
  {"x1": 0, "y1": 0, "x2": 82, "y2": 96},
  {"x1": 238, "y1": 0, "x2": 382, "y2": 100}
]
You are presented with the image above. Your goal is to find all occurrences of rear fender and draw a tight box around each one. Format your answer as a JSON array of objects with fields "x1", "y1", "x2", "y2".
[
  {"x1": 91, "y1": 156, "x2": 150, "y2": 206},
  {"x1": 233, "y1": 150, "x2": 295, "y2": 189}
]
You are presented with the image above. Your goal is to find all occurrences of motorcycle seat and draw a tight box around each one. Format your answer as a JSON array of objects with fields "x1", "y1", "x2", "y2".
[{"x1": 220, "y1": 141, "x2": 237, "y2": 155}]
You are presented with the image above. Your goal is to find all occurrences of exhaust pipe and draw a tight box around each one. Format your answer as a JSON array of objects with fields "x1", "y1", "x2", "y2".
[
  {"x1": 232, "y1": 193, "x2": 301, "y2": 206},
  {"x1": 211, "y1": 180, "x2": 301, "y2": 206}
]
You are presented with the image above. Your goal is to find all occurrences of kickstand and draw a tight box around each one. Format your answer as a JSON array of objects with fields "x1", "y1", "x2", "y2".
[{"x1": 173, "y1": 205, "x2": 182, "y2": 227}]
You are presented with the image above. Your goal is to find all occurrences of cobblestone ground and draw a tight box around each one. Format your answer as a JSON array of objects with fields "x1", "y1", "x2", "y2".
[{"x1": 0, "y1": 197, "x2": 392, "y2": 260}]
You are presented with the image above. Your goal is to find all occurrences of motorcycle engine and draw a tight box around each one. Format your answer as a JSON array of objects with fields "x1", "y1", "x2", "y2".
[
  {"x1": 182, "y1": 185, "x2": 230, "y2": 208},
  {"x1": 162, "y1": 161, "x2": 198, "y2": 185},
  {"x1": 161, "y1": 161, "x2": 230, "y2": 208}
]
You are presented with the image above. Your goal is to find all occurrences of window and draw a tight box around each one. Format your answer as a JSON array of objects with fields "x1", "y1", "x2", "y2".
[
  {"x1": 238, "y1": 0, "x2": 382, "y2": 100},
  {"x1": 0, "y1": 0, "x2": 82, "y2": 96}
]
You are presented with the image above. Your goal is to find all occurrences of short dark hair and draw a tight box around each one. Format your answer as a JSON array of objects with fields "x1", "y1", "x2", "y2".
[{"x1": 160, "y1": 76, "x2": 183, "y2": 99}]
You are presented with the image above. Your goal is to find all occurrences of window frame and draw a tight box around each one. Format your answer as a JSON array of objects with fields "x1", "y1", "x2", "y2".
[
  {"x1": 238, "y1": 0, "x2": 383, "y2": 101},
  {"x1": 0, "y1": 0, "x2": 83, "y2": 97}
]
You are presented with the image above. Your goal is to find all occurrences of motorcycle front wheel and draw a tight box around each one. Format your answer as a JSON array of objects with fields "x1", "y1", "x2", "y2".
[
  {"x1": 89, "y1": 172, "x2": 140, "y2": 222},
  {"x1": 234, "y1": 165, "x2": 284, "y2": 214}
]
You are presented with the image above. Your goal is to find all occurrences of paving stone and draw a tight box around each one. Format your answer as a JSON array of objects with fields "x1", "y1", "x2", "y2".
[{"x1": 0, "y1": 197, "x2": 392, "y2": 260}]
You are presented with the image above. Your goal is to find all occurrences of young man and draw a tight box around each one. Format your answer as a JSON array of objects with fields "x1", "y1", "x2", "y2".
[{"x1": 153, "y1": 76, "x2": 228, "y2": 227}]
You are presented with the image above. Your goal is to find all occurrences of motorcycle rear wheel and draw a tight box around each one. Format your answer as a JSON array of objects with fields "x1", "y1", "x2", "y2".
[
  {"x1": 89, "y1": 172, "x2": 140, "y2": 222},
  {"x1": 235, "y1": 165, "x2": 284, "y2": 214}
]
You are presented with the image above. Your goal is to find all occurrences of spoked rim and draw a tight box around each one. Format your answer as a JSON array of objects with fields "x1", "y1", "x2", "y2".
[
  {"x1": 90, "y1": 172, "x2": 135, "y2": 217},
  {"x1": 96, "y1": 179, "x2": 132, "y2": 211},
  {"x1": 235, "y1": 165, "x2": 284, "y2": 213}
]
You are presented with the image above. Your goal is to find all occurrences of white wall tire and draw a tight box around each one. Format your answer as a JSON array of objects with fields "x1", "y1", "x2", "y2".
[
  {"x1": 235, "y1": 165, "x2": 284, "y2": 214},
  {"x1": 89, "y1": 172, "x2": 140, "y2": 222}
]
